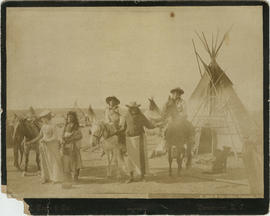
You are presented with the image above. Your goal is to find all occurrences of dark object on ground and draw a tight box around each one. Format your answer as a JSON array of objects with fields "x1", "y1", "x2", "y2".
[{"x1": 212, "y1": 147, "x2": 231, "y2": 173}]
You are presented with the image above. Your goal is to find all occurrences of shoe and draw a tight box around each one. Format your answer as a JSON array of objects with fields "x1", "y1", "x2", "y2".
[
  {"x1": 125, "y1": 178, "x2": 133, "y2": 184},
  {"x1": 41, "y1": 179, "x2": 48, "y2": 184},
  {"x1": 140, "y1": 177, "x2": 146, "y2": 182}
]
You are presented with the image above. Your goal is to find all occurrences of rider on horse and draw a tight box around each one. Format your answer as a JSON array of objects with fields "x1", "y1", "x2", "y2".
[
  {"x1": 167, "y1": 87, "x2": 187, "y2": 118},
  {"x1": 163, "y1": 87, "x2": 194, "y2": 169},
  {"x1": 104, "y1": 96, "x2": 126, "y2": 156}
]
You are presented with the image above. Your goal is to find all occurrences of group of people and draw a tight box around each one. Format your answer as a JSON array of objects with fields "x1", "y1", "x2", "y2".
[
  {"x1": 25, "y1": 110, "x2": 83, "y2": 186},
  {"x1": 102, "y1": 87, "x2": 187, "y2": 183},
  {"x1": 16, "y1": 87, "x2": 187, "y2": 185}
]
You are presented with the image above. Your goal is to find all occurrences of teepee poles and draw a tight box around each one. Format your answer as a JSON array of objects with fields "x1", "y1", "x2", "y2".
[
  {"x1": 214, "y1": 30, "x2": 219, "y2": 55},
  {"x1": 211, "y1": 32, "x2": 214, "y2": 55},
  {"x1": 202, "y1": 32, "x2": 212, "y2": 56},
  {"x1": 215, "y1": 26, "x2": 233, "y2": 58},
  {"x1": 192, "y1": 39, "x2": 203, "y2": 77},
  {"x1": 195, "y1": 31, "x2": 209, "y2": 54}
]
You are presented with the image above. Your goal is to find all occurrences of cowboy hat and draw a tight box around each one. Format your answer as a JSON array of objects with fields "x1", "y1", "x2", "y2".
[
  {"x1": 39, "y1": 110, "x2": 53, "y2": 119},
  {"x1": 170, "y1": 87, "x2": 184, "y2": 95},
  {"x1": 126, "y1": 101, "x2": 141, "y2": 108},
  {"x1": 105, "y1": 96, "x2": 120, "y2": 105}
]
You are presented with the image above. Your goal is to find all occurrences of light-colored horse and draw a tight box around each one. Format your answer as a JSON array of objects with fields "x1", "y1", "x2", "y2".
[{"x1": 89, "y1": 119, "x2": 128, "y2": 178}]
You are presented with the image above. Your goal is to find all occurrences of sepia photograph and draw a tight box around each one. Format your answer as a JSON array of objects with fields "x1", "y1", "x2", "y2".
[{"x1": 2, "y1": 2, "x2": 266, "y2": 203}]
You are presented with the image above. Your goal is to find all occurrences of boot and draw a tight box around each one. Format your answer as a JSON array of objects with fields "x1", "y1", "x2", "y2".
[
  {"x1": 126, "y1": 171, "x2": 133, "y2": 184},
  {"x1": 74, "y1": 169, "x2": 80, "y2": 182},
  {"x1": 140, "y1": 174, "x2": 146, "y2": 182}
]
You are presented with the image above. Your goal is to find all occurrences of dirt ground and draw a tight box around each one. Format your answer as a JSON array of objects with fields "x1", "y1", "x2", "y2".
[{"x1": 5, "y1": 127, "x2": 252, "y2": 198}]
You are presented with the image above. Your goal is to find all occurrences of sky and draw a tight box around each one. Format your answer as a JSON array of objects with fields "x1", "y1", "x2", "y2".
[{"x1": 6, "y1": 6, "x2": 263, "y2": 111}]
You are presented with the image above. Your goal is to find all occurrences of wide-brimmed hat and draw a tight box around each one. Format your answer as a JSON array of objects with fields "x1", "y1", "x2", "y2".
[
  {"x1": 39, "y1": 110, "x2": 53, "y2": 119},
  {"x1": 126, "y1": 101, "x2": 141, "y2": 108},
  {"x1": 106, "y1": 96, "x2": 120, "y2": 105},
  {"x1": 170, "y1": 87, "x2": 184, "y2": 95}
]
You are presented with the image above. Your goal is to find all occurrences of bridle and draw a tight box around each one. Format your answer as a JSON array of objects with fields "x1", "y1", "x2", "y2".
[
  {"x1": 92, "y1": 123, "x2": 107, "y2": 144},
  {"x1": 92, "y1": 122, "x2": 115, "y2": 145}
]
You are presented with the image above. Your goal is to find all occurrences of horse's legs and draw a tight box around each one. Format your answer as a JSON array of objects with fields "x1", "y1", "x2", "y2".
[
  {"x1": 109, "y1": 152, "x2": 114, "y2": 177},
  {"x1": 114, "y1": 149, "x2": 121, "y2": 179},
  {"x1": 106, "y1": 152, "x2": 113, "y2": 177},
  {"x1": 177, "y1": 148, "x2": 183, "y2": 176},
  {"x1": 13, "y1": 141, "x2": 19, "y2": 168},
  {"x1": 35, "y1": 145, "x2": 41, "y2": 171},
  {"x1": 168, "y1": 147, "x2": 172, "y2": 176},
  {"x1": 106, "y1": 153, "x2": 110, "y2": 177},
  {"x1": 186, "y1": 142, "x2": 192, "y2": 169},
  {"x1": 19, "y1": 143, "x2": 24, "y2": 167},
  {"x1": 24, "y1": 148, "x2": 30, "y2": 173}
]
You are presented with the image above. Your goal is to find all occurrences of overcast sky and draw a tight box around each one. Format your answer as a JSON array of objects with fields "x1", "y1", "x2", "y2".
[{"x1": 6, "y1": 6, "x2": 263, "y2": 111}]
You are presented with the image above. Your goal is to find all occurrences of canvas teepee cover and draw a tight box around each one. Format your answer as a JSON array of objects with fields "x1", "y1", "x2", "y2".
[{"x1": 188, "y1": 31, "x2": 256, "y2": 154}]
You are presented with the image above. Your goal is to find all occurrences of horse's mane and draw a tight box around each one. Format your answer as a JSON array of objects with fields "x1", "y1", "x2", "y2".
[{"x1": 17, "y1": 118, "x2": 40, "y2": 140}]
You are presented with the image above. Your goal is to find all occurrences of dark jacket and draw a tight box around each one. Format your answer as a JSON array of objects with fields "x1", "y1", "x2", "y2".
[{"x1": 124, "y1": 111, "x2": 155, "y2": 137}]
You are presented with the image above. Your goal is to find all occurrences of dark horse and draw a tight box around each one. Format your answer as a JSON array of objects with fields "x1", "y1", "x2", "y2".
[
  {"x1": 13, "y1": 118, "x2": 41, "y2": 172},
  {"x1": 163, "y1": 97, "x2": 195, "y2": 176}
]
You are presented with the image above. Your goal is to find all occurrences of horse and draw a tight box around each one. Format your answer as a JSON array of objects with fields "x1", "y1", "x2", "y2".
[
  {"x1": 89, "y1": 119, "x2": 128, "y2": 179},
  {"x1": 163, "y1": 97, "x2": 195, "y2": 176},
  {"x1": 13, "y1": 117, "x2": 41, "y2": 173}
]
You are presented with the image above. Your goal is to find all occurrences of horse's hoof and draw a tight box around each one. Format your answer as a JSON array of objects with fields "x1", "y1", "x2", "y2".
[
  {"x1": 125, "y1": 178, "x2": 133, "y2": 184},
  {"x1": 21, "y1": 171, "x2": 26, "y2": 177}
]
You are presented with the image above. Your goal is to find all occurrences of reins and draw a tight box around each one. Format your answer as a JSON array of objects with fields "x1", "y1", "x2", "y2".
[{"x1": 93, "y1": 122, "x2": 117, "y2": 144}]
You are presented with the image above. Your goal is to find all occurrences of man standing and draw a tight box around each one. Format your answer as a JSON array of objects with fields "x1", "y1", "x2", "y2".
[{"x1": 124, "y1": 102, "x2": 157, "y2": 183}]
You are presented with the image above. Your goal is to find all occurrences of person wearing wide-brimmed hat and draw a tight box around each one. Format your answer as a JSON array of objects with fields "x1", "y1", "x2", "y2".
[
  {"x1": 26, "y1": 110, "x2": 64, "y2": 184},
  {"x1": 104, "y1": 96, "x2": 126, "y2": 154},
  {"x1": 166, "y1": 87, "x2": 187, "y2": 118},
  {"x1": 104, "y1": 96, "x2": 121, "y2": 124},
  {"x1": 123, "y1": 101, "x2": 157, "y2": 183}
]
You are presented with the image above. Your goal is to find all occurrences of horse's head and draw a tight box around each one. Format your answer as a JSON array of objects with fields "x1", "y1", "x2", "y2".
[
  {"x1": 89, "y1": 120, "x2": 110, "y2": 147},
  {"x1": 13, "y1": 118, "x2": 40, "y2": 144},
  {"x1": 148, "y1": 97, "x2": 161, "y2": 113},
  {"x1": 13, "y1": 118, "x2": 24, "y2": 145}
]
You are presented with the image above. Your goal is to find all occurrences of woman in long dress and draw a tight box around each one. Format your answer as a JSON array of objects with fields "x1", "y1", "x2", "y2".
[
  {"x1": 104, "y1": 96, "x2": 128, "y2": 178},
  {"x1": 26, "y1": 110, "x2": 64, "y2": 184}
]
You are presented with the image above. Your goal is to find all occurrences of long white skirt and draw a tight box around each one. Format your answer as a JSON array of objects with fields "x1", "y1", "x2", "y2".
[
  {"x1": 126, "y1": 134, "x2": 149, "y2": 176},
  {"x1": 39, "y1": 140, "x2": 64, "y2": 182}
]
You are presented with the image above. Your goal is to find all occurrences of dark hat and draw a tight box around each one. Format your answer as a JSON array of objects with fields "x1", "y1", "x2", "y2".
[
  {"x1": 106, "y1": 96, "x2": 120, "y2": 105},
  {"x1": 126, "y1": 101, "x2": 141, "y2": 108},
  {"x1": 67, "y1": 111, "x2": 77, "y2": 116},
  {"x1": 170, "y1": 87, "x2": 184, "y2": 95}
]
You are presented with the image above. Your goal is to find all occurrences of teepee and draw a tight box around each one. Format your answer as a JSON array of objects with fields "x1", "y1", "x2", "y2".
[
  {"x1": 188, "y1": 30, "x2": 257, "y2": 156},
  {"x1": 73, "y1": 100, "x2": 88, "y2": 126}
]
